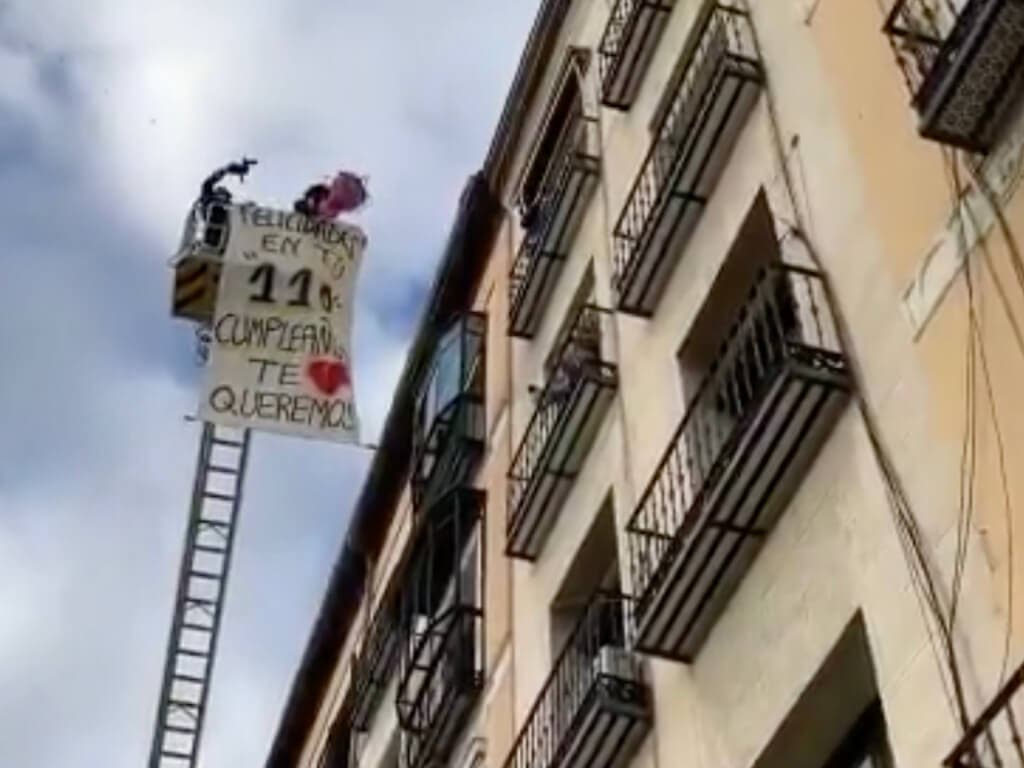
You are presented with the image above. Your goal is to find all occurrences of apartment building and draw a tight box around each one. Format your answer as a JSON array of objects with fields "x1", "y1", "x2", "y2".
[{"x1": 267, "y1": 2, "x2": 1024, "y2": 767}]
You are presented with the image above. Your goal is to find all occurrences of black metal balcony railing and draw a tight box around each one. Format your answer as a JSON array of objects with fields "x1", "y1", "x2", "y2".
[
  {"x1": 349, "y1": 598, "x2": 400, "y2": 732},
  {"x1": 399, "y1": 606, "x2": 482, "y2": 768},
  {"x1": 504, "y1": 593, "x2": 651, "y2": 768},
  {"x1": 412, "y1": 314, "x2": 486, "y2": 509},
  {"x1": 397, "y1": 488, "x2": 483, "y2": 768},
  {"x1": 613, "y1": 2, "x2": 762, "y2": 317},
  {"x1": 510, "y1": 113, "x2": 601, "y2": 339},
  {"x1": 507, "y1": 305, "x2": 618, "y2": 560},
  {"x1": 626, "y1": 264, "x2": 850, "y2": 661},
  {"x1": 598, "y1": 0, "x2": 677, "y2": 109},
  {"x1": 945, "y1": 661, "x2": 1024, "y2": 767},
  {"x1": 884, "y1": 0, "x2": 1024, "y2": 152}
]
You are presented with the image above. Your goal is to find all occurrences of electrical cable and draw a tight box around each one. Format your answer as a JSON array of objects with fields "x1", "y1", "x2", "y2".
[
  {"x1": 947, "y1": 153, "x2": 1020, "y2": 690},
  {"x1": 945, "y1": 150, "x2": 978, "y2": 639},
  {"x1": 745, "y1": 2, "x2": 972, "y2": 729}
]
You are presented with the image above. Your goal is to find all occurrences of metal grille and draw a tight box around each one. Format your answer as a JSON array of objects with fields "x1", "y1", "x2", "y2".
[{"x1": 884, "y1": 0, "x2": 1024, "y2": 151}]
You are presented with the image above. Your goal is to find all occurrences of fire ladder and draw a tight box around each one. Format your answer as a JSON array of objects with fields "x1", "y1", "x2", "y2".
[{"x1": 148, "y1": 422, "x2": 251, "y2": 768}]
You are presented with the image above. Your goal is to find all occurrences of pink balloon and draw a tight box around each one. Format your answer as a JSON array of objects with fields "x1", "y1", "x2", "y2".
[{"x1": 317, "y1": 171, "x2": 369, "y2": 218}]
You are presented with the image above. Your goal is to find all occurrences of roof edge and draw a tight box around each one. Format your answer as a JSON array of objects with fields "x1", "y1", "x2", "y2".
[{"x1": 483, "y1": 0, "x2": 573, "y2": 192}]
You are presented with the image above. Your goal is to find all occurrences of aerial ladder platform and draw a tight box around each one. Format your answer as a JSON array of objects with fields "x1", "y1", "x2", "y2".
[{"x1": 148, "y1": 158, "x2": 368, "y2": 767}]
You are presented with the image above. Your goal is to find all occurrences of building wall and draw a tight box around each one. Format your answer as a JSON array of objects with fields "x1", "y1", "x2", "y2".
[
  {"x1": 808, "y1": 0, "x2": 1024, "y2": 667},
  {"x1": 295, "y1": 486, "x2": 417, "y2": 768},
  {"x1": 284, "y1": 1, "x2": 1024, "y2": 766},
  {"x1": 496, "y1": 1, "x2": 1023, "y2": 768}
]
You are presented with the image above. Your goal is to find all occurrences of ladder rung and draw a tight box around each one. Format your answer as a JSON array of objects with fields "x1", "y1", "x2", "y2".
[
  {"x1": 162, "y1": 722, "x2": 199, "y2": 735},
  {"x1": 189, "y1": 569, "x2": 223, "y2": 580},
  {"x1": 186, "y1": 592, "x2": 220, "y2": 604},
  {"x1": 196, "y1": 523, "x2": 231, "y2": 535},
  {"x1": 167, "y1": 698, "x2": 202, "y2": 711},
  {"x1": 202, "y1": 491, "x2": 236, "y2": 502},
  {"x1": 173, "y1": 672, "x2": 207, "y2": 685},
  {"x1": 207, "y1": 464, "x2": 239, "y2": 474},
  {"x1": 185, "y1": 597, "x2": 218, "y2": 607},
  {"x1": 181, "y1": 622, "x2": 213, "y2": 634},
  {"x1": 193, "y1": 543, "x2": 226, "y2": 554},
  {"x1": 159, "y1": 748, "x2": 195, "y2": 760},
  {"x1": 212, "y1": 438, "x2": 243, "y2": 448},
  {"x1": 175, "y1": 648, "x2": 209, "y2": 659},
  {"x1": 198, "y1": 514, "x2": 231, "y2": 524}
]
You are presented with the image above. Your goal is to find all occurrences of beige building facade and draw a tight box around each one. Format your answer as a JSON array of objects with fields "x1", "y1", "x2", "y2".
[{"x1": 267, "y1": 2, "x2": 1024, "y2": 767}]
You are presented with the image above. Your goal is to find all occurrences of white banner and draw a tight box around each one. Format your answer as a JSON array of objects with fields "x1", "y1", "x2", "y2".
[{"x1": 199, "y1": 204, "x2": 365, "y2": 442}]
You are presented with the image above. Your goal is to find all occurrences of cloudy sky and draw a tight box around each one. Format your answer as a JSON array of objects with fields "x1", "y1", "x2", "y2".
[{"x1": 0, "y1": 2, "x2": 535, "y2": 765}]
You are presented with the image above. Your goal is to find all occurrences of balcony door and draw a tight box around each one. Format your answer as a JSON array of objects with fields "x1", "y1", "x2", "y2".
[{"x1": 676, "y1": 191, "x2": 796, "y2": 501}]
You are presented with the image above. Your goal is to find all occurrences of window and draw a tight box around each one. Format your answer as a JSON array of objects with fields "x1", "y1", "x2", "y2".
[
  {"x1": 677, "y1": 191, "x2": 796, "y2": 482},
  {"x1": 412, "y1": 315, "x2": 486, "y2": 502},
  {"x1": 415, "y1": 324, "x2": 463, "y2": 446},
  {"x1": 518, "y1": 54, "x2": 586, "y2": 227},
  {"x1": 543, "y1": 265, "x2": 597, "y2": 380},
  {"x1": 548, "y1": 498, "x2": 621, "y2": 656},
  {"x1": 823, "y1": 704, "x2": 892, "y2": 768},
  {"x1": 751, "y1": 615, "x2": 892, "y2": 768}
]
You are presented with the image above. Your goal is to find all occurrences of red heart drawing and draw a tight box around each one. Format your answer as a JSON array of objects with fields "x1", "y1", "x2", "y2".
[{"x1": 306, "y1": 357, "x2": 350, "y2": 396}]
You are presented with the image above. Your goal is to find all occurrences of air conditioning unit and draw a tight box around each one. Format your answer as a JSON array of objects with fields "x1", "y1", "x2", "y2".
[{"x1": 592, "y1": 645, "x2": 639, "y2": 681}]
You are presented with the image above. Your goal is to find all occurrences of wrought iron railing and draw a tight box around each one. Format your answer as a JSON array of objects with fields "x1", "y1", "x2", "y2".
[
  {"x1": 626, "y1": 264, "x2": 844, "y2": 617},
  {"x1": 883, "y1": 0, "x2": 1024, "y2": 150},
  {"x1": 945, "y1": 662, "x2": 1024, "y2": 767},
  {"x1": 399, "y1": 605, "x2": 482, "y2": 768},
  {"x1": 503, "y1": 593, "x2": 644, "y2": 768},
  {"x1": 612, "y1": 2, "x2": 759, "y2": 295},
  {"x1": 600, "y1": 0, "x2": 646, "y2": 82},
  {"x1": 349, "y1": 597, "x2": 399, "y2": 731},
  {"x1": 884, "y1": 0, "x2": 980, "y2": 106},
  {"x1": 510, "y1": 111, "x2": 599, "y2": 326},
  {"x1": 507, "y1": 304, "x2": 613, "y2": 527},
  {"x1": 397, "y1": 488, "x2": 483, "y2": 767},
  {"x1": 598, "y1": 0, "x2": 676, "y2": 108}
]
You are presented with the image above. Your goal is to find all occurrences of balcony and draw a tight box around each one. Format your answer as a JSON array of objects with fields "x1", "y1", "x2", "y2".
[
  {"x1": 507, "y1": 306, "x2": 618, "y2": 560},
  {"x1": 626, "y1": 264, "x2": 850, "y2": 660},
  {"x1": 412, "y1": 314, "x2": 486, "y2": 509},
  {"x1": 945, "y1": 661, "x2": 1024, "y2": 766},
  {"x1": 510, "y1": 112, "x2": 601, "y2": 339},
  {"x1": 349, "y1": 598, "x2": 400, "y2": 732},
  {"x1": 504, "y1": 594, "x2": 650, "y2": 768},
  {"x1": 613, "y1": 2, "x2": 762, "y2": 316},
  {"x1": 884, "y1": 0, "x2": 1024, "y2": 152},
  {"x1": 397, "y1": 488, "x2": 483, "y2": 768},
  {"x1": 599, "y1": 0, "x2": 677, "y2": 109}
]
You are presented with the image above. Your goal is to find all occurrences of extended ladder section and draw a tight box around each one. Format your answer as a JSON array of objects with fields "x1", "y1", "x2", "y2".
[{"x1": 148, "y1": 423, "x2": 251, "y2": 768}]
